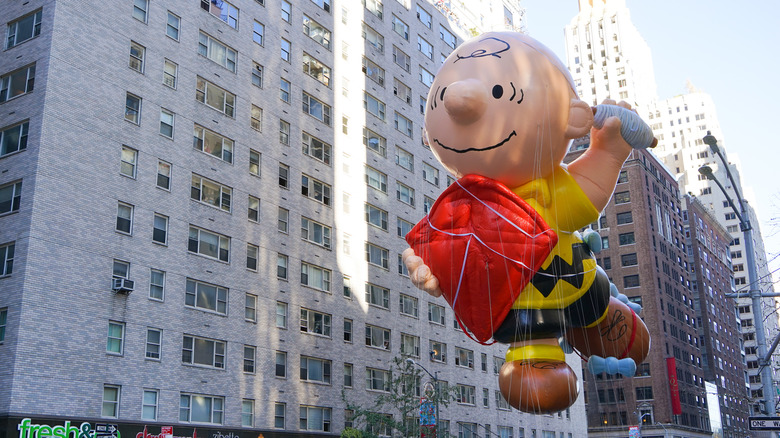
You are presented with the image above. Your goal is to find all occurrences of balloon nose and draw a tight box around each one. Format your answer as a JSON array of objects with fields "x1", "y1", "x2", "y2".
[{"x1": 443, "y1": 79, "x2": 488, "y2": 125}]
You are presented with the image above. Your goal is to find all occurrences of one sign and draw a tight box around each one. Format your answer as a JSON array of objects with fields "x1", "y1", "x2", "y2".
[
  {"x1": 419, "y1": 399, "x2": 437, "y2": 426},
  {"x1": 749, "y1": 416, "x2": 780, "y2": 431},
  {"x1": 666, "y1": 357, "x2": 682, "y2": 415},
  {"x1": 628, "y1": 426, "x2": 640, "y2": 438}
]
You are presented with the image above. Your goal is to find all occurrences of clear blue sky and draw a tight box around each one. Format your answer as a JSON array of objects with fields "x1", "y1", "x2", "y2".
[{"x1": 522, "y1": 0, "x2": 780, "y2": 277}]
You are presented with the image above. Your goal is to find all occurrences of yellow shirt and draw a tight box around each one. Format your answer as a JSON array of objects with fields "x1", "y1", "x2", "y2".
[{"x1": 511, "y1": 165, "x2": 600, "y2": 309}]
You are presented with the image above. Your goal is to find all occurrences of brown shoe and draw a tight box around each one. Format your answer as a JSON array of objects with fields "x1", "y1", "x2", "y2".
[{"x1": 498, "y1": 360, "x2": 579, "y2": 414}]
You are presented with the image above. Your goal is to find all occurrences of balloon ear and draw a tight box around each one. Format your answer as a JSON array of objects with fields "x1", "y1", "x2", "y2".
[{"x1": 564, "y1": 99, "x2": 594, "y2": 139}]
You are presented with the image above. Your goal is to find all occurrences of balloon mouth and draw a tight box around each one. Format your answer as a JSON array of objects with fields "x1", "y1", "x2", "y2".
[{"x1": 433, "y1": 130, "x2": 517, "y2": 154}]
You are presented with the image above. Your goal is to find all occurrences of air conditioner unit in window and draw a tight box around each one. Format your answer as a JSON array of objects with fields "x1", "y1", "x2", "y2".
[{"x1": 112, "y1": 277, "x2": 135, "y2": 294}]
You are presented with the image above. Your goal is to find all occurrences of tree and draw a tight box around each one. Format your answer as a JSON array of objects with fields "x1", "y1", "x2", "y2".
[{"x1": 343, "y1": 356, "x2": 458, "y2": 438}]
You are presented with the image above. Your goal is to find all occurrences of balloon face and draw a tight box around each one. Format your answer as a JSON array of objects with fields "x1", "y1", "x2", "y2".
[{"x1": 424, "y1": 33, "x2": 577, "y2": 188}]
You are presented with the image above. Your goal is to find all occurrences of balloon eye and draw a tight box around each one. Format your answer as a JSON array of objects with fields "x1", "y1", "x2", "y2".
[
  {"x1": 440, "y1": 87, "x2": 447, "y2": 101},
  {"x1": 492, "y1": 85, "x2": 503, "y2": 99}
]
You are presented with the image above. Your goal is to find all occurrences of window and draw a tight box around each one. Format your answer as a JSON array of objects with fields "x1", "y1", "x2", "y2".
[
  {"x1": 455, "y1": 347, "x2": 474, "y2": 369},
  {"x1": 623, "y1": 275, "x2": 640, "y2": 288},
  {"x1": 253, "y1": 21, "x2": 264, "y2": 45},
  {"x1": 281, "y1": 38, "x2": 292, "y2": 62},
  {"x1": 152, "y1": 214, "x2": 168, "y2": 244},
  {"x1": 161, "y1": 59, "x2": 178, "y2": 89},
  {"x1": 190, "y1": 174, "x2": 232, "y2": 212},
  {"x1": 393, "y1": 46, "x2": 411, "y2": 72},
  {"x1": 182, "y1": 334, "x2": 226, "y2": 369},
  {"x1": 166, "y1": 11, "x2": 180, "y2": 40},
  {"x1": 619, "y1": 232, "x2": 635, "y2": 246},
  {"x1": 302, "y1": 91, "x2": 332, "y2": 125},
  {"x1": 196, "y1": 77, "x2": 235, "y2": 117},
  {"x1": 102, "y1": 385, "x2": 121, "y2": 418},
  {"x1": 0, "y1": 64, "x2": 36, "y2": 102},
  {"x1": 621, "y1": 253, "x2": 638, "y2": 266},
  {"x1": 198, "y1": 32, "x2": 237, "y2": 73},
  {"x1": 276, "y1": 302, "x2": 288, "y2": 328},
  {"x1": 440, "y1": 25, "x2": 456, "y2": 48},
  {"x1": 276, "y1": 351, "x2": 287, "y2": 377},
  {"x1": 278, "y1": 120, "x2": 290, "y2": 146},
  {"x1": 301, "y1": 217, "x2": 332, "y2": 249},
  {"x1": 363, "y1": 127, "x2": 387, "y2": 157},
  {"x1": 423, "y1": 162, "x2": 439, "y2": 186},
  {"x1": 179, "y1": 394, "x2": 224, "y2": 424},
  {"x1": 343, "y1": 277, "x2": 353, "y2": 298},
  {"x1": 281, "y1": 1, "x2": 292, "y2": 22},
  {"x1": 244, "y1": 150, "x2": 260, "y2": 177},
  {"x1": 301, "y1": 356, "x2": 332, "y2": 384},
  {"x1": 365, "y1": 243, "x2": 389, "y2": 269},
  {"x1": 185, "y1": 278, "x2": 228, "y2": 314},
  {"x1": 300, "y1": 308, "x2": 332, "y2": 336},
  {"x1": 244, "y1": 293, "x2": 257, "y2": 322},
  {"x1": 145, "y1": 328, "x2": 162, "y2": 360},
  {"x1": 392, "y1": 15, "x2": 409, "y2": 39},
  {"x1": 302, "y1": 132, "x2": 332, "y2": 164},
  {"x1": 366, "y1": 283, "x2": 390, "y2": 309},
  {"x1": 365, "y1": 204, "x2": 388, "y2": 231},
  {"x1": 246, "y1": 243, "x2": 258, "y2": 270},
  {"x1": 366, "y1": 367, "x2": 391, "y2": 391},
  {"x1": 365, "y1": 324, "x2": 390, "y2": 350},
  {"x1": 303, "y1": 15, "x2": 331, "y2": 49},
  {"x1": 300, "y1": 406, "x2": 332, "y2": 432},
  {"x1": 125, "y1": 93, "x2": 141, "y2": 124},
  {"x1": 243, "y1": 345, "x2": 256, "y2": 373},
  {"x1": 242, "y1": 399, "x2": 254, "y2": 427},
  {"x1": 251, "y1": 63, "x2": 263, "y2": 88},
  {"x1": 113, "y1": 259, "x2": 129, "y2": 280},
  {"x1": 430, "y1": 340, "x2": 446, "y2": 362},
  {"x1": 394, "y1": 78, "x2": 411, "y2": 105},
  {"x1": 614, "y1": 191, "x2": 630, "y2": 204},
  {"x1": 193, "y1": 125, "x2": 233, "y2": 163},
  {"x1": 399, "y1": 294, "x2": 418, "y2": 318},
  {"x1": 394, "y1": 112, "x2": 413, "y2": 137},
  {"x1": 396, "y1": 182, "x2": 415, "y2": 206},
  {"x1": 115, "y1": 202, "x2": 133, "y2": 234},
  {"x1": 416, "y1": 5, "x2": 432, "y2": 28},
  {"x1": 129, "y1": 41, "x2": 145, "y2": 73},
  {"x1": 457, "y1": 385, "x2": 476, "y2": 405},
  {"x1": 301, "y1": 262, "x2": 331, "y2": 291},
  {"x1": 396, "y1": 147, "x2": 414, "y2": 171},
  {"x1": 635, "y1": 386, "x2": 654, "y2": 400},
  {"x1": 301, "y1": 174, "x2": 332, "y2": 206},
  {"x1": 247, "y1": 196, "x2": 260, "y2": 223},
  {"x1": 274, "y1": 403, "x2": 286, "y2": 429},
  {"x1": 344, "y1": 318, "x2": 353, "y2": 342},
  {"x1": 0, "y1": 181, "x2": 22, "y2": 215},
  {"x1": 362, "y1": 23, "x2": 384, "y2": 52},
  {"x1": 250, "y1": 105, "x2": 263, "y2": 131},
  {"x1": 365, "y1": 166, "x2": 388, "y2": 192},
  {"x1": 202, "y1": 0, "x2": 238, "y2": 28},
  {"x1": 419, "y1": 67, "x2": 434, "y2": 87},
  {"x1": 429, "y1": 303, "x2": 445, "y2": 325},
  {"x1": 278, "y1": 254, "x2": 288, "y2": 278},
  {"x1": 364, "y1": 92, "x2": 386, "y2": 121},
  {"x1": 616, "y1": 211, "x2": 633, "y2": 225},
  {"x1": 277, "y1": 207, "x2": 289, "y2": 233},
  {"x1": 6, "y1": 10, "x2": 42, "y2": 49},
  {"x1": 106, "y1": 321, "x2": 125, "y2": 355},
  {"x1": 362, "y1": 57, "x2": 385, "y2": 86},
  {"x1": 120, "y1": 146, "x2": 137, "y2": 178},
  {"x1": 401, "y1": 333, "x2": 420, "y2": 357},
  {"x1": 302, "y1": 53, "x2": 331, "y2": 86},
  {"x1": 149, "y1": 269, "x2": 164, "y2": 300},
  {"x1": 417, "y1": 36, "x2": 433, "y2": 60},
  {"x1": 280, "y1": 78, "x2": 291, "y2": 102},
  {"x1": 423, "y1": 196, "x2": 434, "y2": 214},
  {"x1": 159, "y1": 109, "x2": 174, "y2": 138},
  {"x1": 142, "y1": 389, "x2": 159, "y2": 421}
]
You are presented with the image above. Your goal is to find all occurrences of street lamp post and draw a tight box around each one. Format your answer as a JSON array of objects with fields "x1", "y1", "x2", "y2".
[
  {"x1": 699, "y1": 131, "x2": 776, "y2": 420},
  {"x1": 407, "y1": 358, "x2": 439, "y2": 438}
]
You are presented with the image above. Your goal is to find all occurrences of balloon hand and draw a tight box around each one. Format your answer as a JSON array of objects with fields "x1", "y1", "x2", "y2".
[{"x1": 402, "y1": 248, "x2": 443, "y2": 297}]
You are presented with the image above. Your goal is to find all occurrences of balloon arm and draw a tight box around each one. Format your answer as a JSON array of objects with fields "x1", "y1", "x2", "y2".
[{"x1": 402, "y1": 248, "x2": 443, "y2": 297}]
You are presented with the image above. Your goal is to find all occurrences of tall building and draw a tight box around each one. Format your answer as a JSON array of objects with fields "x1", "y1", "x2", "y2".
[
  {"x1": 567, "y1": 147, "x2": 712, "y2": 437},
  {"x1": 563, "y1": 0, "x2": 657, "y2": 112},
  {"x1": 649, "y1": 91, "x2": 780, "y2": 415},
  {"x1": 0, "y1": 1, "x2": 587, "y2": 438},
  {"x1": 684, "y1": 194, "x2": 750, "y2": 437}
]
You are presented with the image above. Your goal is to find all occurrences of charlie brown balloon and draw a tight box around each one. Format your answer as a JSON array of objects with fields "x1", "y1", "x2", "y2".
[{"x1": 404, "y1": 32, "x2": 652, "y2": 414}]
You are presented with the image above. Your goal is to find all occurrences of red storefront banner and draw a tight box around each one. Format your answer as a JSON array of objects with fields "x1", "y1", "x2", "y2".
[{"x1": 666, "y1": 357, "x2": 682, "y2": 415}]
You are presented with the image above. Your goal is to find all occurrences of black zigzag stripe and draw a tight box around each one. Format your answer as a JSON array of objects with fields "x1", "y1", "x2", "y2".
[{"x1": 530, "y1": 243, "x2": 590, "y2": 297}]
